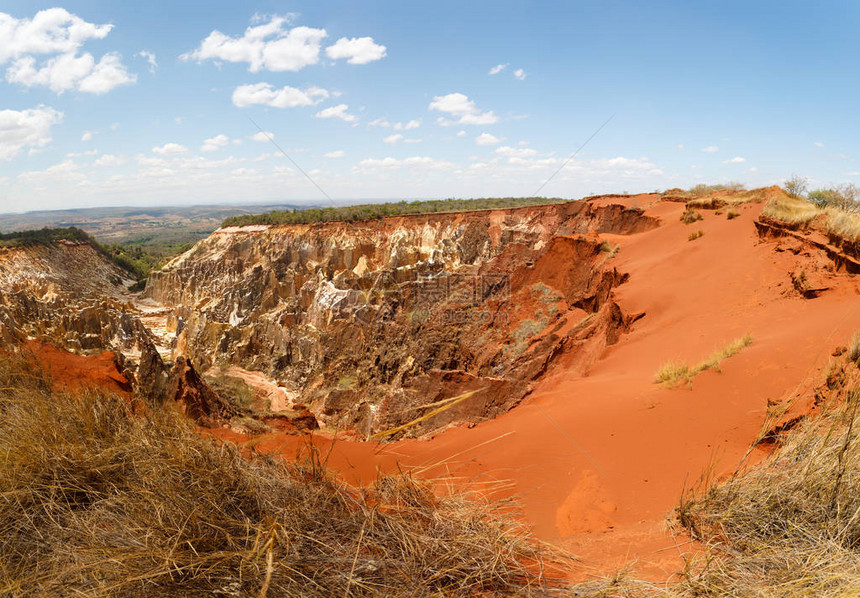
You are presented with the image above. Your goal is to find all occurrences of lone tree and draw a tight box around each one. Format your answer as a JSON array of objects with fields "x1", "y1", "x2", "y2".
[{"x1": 784, "y1": 174, "x2": 809, "y2": 198}]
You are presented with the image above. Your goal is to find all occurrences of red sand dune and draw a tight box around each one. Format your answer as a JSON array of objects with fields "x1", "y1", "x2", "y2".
[{"x1": 214, "y1": 196, "x2": 860, "y2": 581}]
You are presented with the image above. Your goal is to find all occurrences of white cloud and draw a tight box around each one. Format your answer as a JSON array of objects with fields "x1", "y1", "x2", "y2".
[
  {"x1": 0, "y1": 8, "x2": 112, "y2": 61},
  {"x1": 513, "y1": 68, "x2": 526, "y2": 80},
  {"x1": 488, "y1": 63, "x2": 508, "y2": 75},
  {"x1": 354, "y1": 156, "x2": 455, "y2": 172},
  {"x1": 6, "y1": 50, "x2": 135, "y2": 94},
  {"x1": 393, "y1": 118, "x2": 421, "y2": 130},
  {"x1": 138, "y1": 50, "x2": 157, "y2": 73},
  {"x1": 368, "y1": 117, "x2": 390, "y2": 128},
  {"x1": 495, "y1": 145, "x2": 537, "y2": 157},
  {"x1": 248, "y1": 131, "x2": 274, "y2": 142},
  {"x1": 110, "y1": 122, "x2": 119, "y2": 131},
  {"x1": 722, "y1": 156, "x2": 746, "y2": 164},
  {"x1": 701, "y1": 145, "x2": 719, "y2": 153},
  {"x1": 475, "y1": 132, "x2": 501, "y2": 146},
  {"x1": 152, "y1": 143, "x2": 189, "y2": 156},
  {"x1": 325, "y1": 36, "x2": 386, "y2": 64},
  {"x1": 456, "y1": 130, "x2": 466, "y2": 137},
  {"x1": 383, "y1": 134, "x2": 403, "y2": 144},
  {"x1": 324, "y1": 150, "x2": 345, "y2": 158},
  {"x1": 676, "y1": 144, "x2": 685, "y2": 149},
  {"x1": 0, "y1": 106, "x2": 63, "y2": 161},
  {"x1": 182, "y1": 16, "x2": 327, "y2": 72},
  {"x1": 232, "y1": 82, "x2": 329, "y2": 108},
  {"x1": 314, "y1": 103, "x2": 357, "y2": 122},
  {"x1": 747, "y1": 167, "x2": 758, "y2": 173},
  {"x1": 429, "y1": 92, "x2": 498, "y2": 126},
  {"x1": 201, "y1": 134, "x2": 231, "y2": 152},
  {"x1": 814, "y1": 141, "x2": 824, "y2": 148},
  {"x1": 81, "y1": 131, "x2": 93, "y2": 141},
  {"x1": 0, "y1": 9, "x2": 135, "y2": 94},
  {"x1": 94, "y1": 153, "x2": 126, "y2": 166}
]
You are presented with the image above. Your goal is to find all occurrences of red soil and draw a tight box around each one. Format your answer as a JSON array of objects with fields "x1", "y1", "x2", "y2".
[
  {"x1": 23, "y1": 339, "x2": 132, "y2": 396},
  {"x1": 218, "y1": 195, "x2": 860, "y2": 582}
]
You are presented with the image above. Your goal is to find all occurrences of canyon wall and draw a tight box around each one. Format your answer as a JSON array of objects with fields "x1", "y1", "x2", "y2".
[{"x1": 145, "y1": 200, "x2": 658, "y2": 437}]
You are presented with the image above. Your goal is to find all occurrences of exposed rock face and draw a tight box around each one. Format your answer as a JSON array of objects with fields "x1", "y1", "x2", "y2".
[{"x1": 145, "y1": 201, "x2": 658, "y2": 437}]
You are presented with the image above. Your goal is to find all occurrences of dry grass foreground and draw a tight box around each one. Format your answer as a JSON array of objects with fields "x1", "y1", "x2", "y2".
[{"x1": 0, "y1": 355, "x2": 564, "y2": 598}]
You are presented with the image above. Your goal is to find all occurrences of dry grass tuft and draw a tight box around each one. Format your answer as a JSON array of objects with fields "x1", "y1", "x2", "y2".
[
  {"x1": 680, "y1": 209, "x2": 704, "y2": 225},
  {"x1": 655, "y1": 335, "x2": 753, "y2": 388},
  {"x1": 0, "y1": 354, "x2": 560, "y2": 597},
  {"x1": 688, "y1": 230, "x2": 704, "y2": 241},
  {"x1": 677, "y1": 388, "x2": 860, "y2": 597},
  {"x1": 761, "y1": 195, "x2": 822, "y2": 226}
]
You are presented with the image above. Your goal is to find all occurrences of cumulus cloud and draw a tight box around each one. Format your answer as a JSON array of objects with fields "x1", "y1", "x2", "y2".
[
  {"x1": 383, "y1": 134, "x2": 403, "y2": 144},
  {"x1": 488, "y1": 63, "x2": 508, "y2": 75},
  {"x1": 183, "y1": 15, "x2": 386, "y2": 72},
  {"x1": 495, "y1": 145, "x2": 537, "y2": 157},
  {"x1": 0, "y1": 106, "x2": 63, "y2": 161},
  {"x1": 138, "y1": 50, "x2": 157, "y2": 73},
  {"x1": 81, "y1": 131, "x2": 93, "y2": 141},
  {"x1": 354, "y1": 156, "x2": 455, "y2": 173},
  {"x1": 324, "y1": 150, "x2": 345, "y2": 158},
  {"x1": 0, "y1": 9, "x2": 135, "y2": 94},
  {"x1": 475, "y1": 132, "x2": 501, "y2": 146},
  {"x1": 94, "y1": 153, "x2": 126, "y2": 166},
  {"x1": 429, "y1": 92, "x2": 498, "y2": 126},
  {"x1": 814, "y1": 141, "x2": 824, "y2": 148},
  {"x1": 368, "y1": 117, "x2": 389, "y2": 128},
  {"x1": 513, "y1": 68, "x2": 526, "y2": 80},
  {"x1": 201, "y1": 134, "x2": 231, "y2": 152},
  {"x1": 152, "y1": 143, "x2": 189, "y2": 156},
  {"x1": 248, "y1": 131, "x2": 274, "y2": 142},
  {"x1": 394, "y1": 118, "x2": 421, "y2": 131},
  {"x1": 701, "y1": 145, "x2": 719, "y2": 153},
  {"x1": 722, "y1": 156, "x2": 746, "y2": 164},
  {"x1": 182, "y1": 16, "x2": 326, "y2": 72},
  {"x1": 325, "y1": 36, "x2": 386, "y2": 64},
  {"x1": 314, "y1": 104, "x2": 357, "y2": 122},
  {"x1": 232, "y1": 82, "x2": 329, "y2": 108}
]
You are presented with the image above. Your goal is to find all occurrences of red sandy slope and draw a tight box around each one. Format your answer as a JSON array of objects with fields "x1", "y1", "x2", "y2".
[
  {"x1": 23, "y1": 340, "x2": 132, "y2": 396},
  {"x1": 216, "y1": 195, "x2": 860, "y2": 581}
]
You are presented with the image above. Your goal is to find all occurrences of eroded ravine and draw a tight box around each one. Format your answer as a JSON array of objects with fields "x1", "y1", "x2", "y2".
[{"x1": 142, "y1": 199, "x2": 659, "y2": 437}]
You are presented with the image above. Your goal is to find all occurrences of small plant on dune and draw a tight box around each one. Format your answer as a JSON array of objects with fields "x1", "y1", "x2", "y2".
[
  {"x1": 680, "y1": 209, "x2": 704, "y2": 224},
  {"x1": 655, "y1": 334, "x2": 753, "y2": 388},
  {"x1": 726, "y1": 209, "x2": 740, "y2": 220},
  {"x1": 688, "y1": 230, "x2": 704, "y2": 241},
  {"x1": 848, "y1": 332, "x2": 860, "y2": 365}
]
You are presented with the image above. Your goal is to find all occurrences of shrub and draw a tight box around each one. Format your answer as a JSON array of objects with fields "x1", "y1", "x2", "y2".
[
  {"x1": 784, "y1": 174, "x2": 809, "y2": 199},
  {"x1": 688, "y1": 230, "x2": 704, "y2": 241},
  {"x1": 726, "y1": 209, "x2": 740, "y2": 220},
  {"x1": 681, "y1": 209, "x2": 704, "y2": 224}
]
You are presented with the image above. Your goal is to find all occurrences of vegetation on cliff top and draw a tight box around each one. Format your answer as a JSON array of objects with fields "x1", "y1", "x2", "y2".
[
  {"x1": 0, "y1": 226, "x2": 169, "y2": 289},
  {"x1": 0, "y1": 354, "x2": 561, "y2": 597},
  {"x1": 221, "y1": 196, "x2": 568, "y2": 228}
]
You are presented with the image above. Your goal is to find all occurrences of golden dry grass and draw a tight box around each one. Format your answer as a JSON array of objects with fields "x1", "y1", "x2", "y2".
[
  {"x1": 677, "y1": 388, "x2": 860, "y2": 597},
  {"x1": 0, "y1": 354, "x2": 561, "y2": 597},
  {"x1": 654, "y1": 335, "x2": 753, "y2": 388},
  {"x1": 761, "y1": 195, "x2": 822, "y2": 226}
]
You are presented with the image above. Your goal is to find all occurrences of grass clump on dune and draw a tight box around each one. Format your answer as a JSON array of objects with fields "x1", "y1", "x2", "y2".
[
  {"x1": 677, "y1": 388, "x2": 860, "y2": 597},
  {"x1": 761, "y1": 195, "x2": 822, "y2": 227},
  {"x1": 655, "y1": 334, "x2": 753, "y2": 388},
  {"x1": 0, "y1": 355, "x2": 558, "y2": 597}
]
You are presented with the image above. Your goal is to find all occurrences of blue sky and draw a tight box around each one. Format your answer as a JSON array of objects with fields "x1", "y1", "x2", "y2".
[{"x1": 0, "y1": 1, "x2": 858, "y2": 212}]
